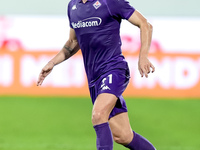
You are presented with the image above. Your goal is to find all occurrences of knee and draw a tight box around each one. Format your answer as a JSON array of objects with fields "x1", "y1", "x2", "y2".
[
  {"x1": 113, "y1": 131, "x2": 133, "y2": 145},
  {"x1": 92, "y1": 110, "x2": 108, "y2": 125}
]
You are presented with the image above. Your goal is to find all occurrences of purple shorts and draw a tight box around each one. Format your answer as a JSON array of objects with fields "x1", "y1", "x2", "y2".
[{"x1": 89, "y1": 69, "x2": 130, "y2": 119}]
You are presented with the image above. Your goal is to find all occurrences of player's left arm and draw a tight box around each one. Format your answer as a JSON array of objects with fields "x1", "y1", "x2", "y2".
[{"x1": 128, "y1": 10, "x2": 155, "y2": 78}]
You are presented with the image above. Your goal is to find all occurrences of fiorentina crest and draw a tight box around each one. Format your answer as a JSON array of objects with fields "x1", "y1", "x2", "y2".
[{"x1": 93, "y1": 0, "x2": 101, "y2": 9}]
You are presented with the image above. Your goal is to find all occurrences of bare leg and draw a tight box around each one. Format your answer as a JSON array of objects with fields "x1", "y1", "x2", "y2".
[
  {"x1": 92, "y1": 93, "x2": 118, "y2": 150},
  {"x1": 109, "y1": 112, "x2": 156, "y2": 150},
  {"x1": 109, "y1": 112, "x2": 133, "y2": 145}
]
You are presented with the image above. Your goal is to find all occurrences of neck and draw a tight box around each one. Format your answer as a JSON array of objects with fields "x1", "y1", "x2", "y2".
[{"x1": 82, "y1": 0, "x2": 87, "y2": 3}]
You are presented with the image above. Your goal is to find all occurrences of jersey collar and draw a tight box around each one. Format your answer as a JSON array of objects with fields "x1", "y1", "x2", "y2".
[{"x1": 79, "y1": 0, "x2": 94, "y2": 3}]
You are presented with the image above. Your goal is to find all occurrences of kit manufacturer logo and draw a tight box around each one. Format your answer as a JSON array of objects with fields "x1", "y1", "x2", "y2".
[{"x1": 72, "y1": 5, "x2": 77, "y2": 10}]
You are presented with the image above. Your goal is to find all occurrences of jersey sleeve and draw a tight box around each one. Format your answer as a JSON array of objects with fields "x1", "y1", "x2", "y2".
[
  {"x1": 105, "y1": 0, "x2": 135, "y2": 20},
  {"x1": 67, "y1": 2, "x2": 73, "y2": 28}
]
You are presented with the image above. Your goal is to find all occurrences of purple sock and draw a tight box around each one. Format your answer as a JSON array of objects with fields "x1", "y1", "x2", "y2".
[
  {"x1": 93, "y1": 122, "x2": 113, "y2": 150},
  {"x1": 125, "y1": 131, "x2": 156, "y2": 150}
]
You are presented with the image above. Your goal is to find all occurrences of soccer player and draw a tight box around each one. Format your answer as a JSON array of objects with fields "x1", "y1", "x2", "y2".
[{"x1": 37, "y1": 0, "x2": 156, "y2": 149}]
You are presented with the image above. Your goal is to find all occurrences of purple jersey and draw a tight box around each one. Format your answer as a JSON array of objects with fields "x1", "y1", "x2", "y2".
[{"x1": 67, "y1": 0, "x2": 135, "y2": 85}]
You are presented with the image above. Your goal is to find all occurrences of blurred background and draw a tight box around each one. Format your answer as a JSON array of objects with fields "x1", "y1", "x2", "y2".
[{"x1": 0, "y1": 0, "x2": 200, "y2": 150}]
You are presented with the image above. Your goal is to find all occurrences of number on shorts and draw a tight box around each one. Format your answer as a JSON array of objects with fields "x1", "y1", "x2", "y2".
[{"x1": 108, "y1": 74, "x2": 112, "y2": 84}]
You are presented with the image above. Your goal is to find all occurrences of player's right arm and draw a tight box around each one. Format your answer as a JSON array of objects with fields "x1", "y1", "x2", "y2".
[
  {"x1": 37, "y1": 28, "x2": 80, "y2": 86},
  {"x1": 48, "y1": 28, "x2": 80, "y2": 66}
]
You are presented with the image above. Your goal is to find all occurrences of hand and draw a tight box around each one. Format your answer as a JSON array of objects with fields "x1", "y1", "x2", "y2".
[
  {"x1": 138, "y1": 56, "x2": 155, "y2": 78},
  {"x1": 37, "y1": 61, "x2": 55, "y2": 86}
]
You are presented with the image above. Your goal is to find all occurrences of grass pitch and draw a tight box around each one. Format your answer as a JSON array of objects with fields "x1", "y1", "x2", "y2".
[{"x1": 0, "y1": 96, "x2": 199, "y2": 150}]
